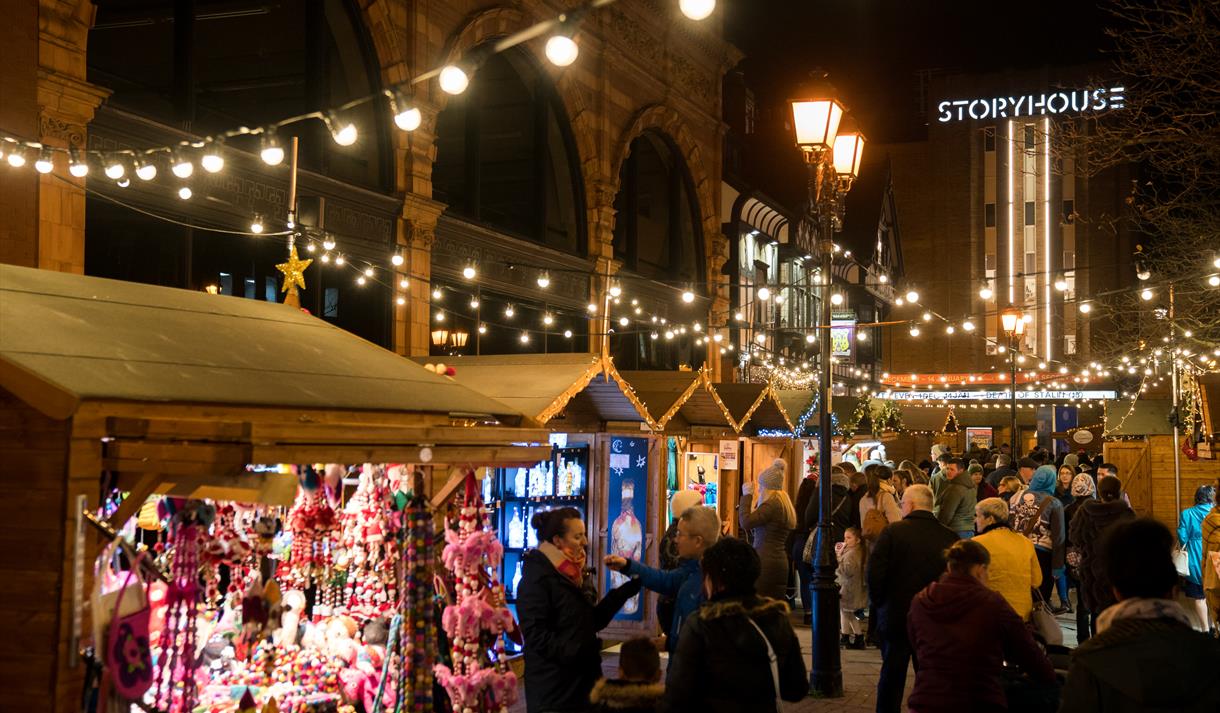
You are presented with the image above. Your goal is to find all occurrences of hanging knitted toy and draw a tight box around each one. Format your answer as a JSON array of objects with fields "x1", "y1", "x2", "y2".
[
  {"x1": 434, "y1": 470, "x2": 517, "y2": 713},
  {"x1": 280, "y1": 472, "x2": 339, "y2": 597},
  {"x1": 151, "y1": 500, "x2": 210, "y2": 712},
  {"x1": 339, "y1": 463, "x2": 401, "y2": 621}
]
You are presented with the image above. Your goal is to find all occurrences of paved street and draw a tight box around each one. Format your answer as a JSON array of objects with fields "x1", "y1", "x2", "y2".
[{"x1": 509, "y1": 606, "x2": 1084, "y2": 713}]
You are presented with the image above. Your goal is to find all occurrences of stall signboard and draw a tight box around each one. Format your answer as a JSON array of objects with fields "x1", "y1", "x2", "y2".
[
  {"x1": 719, "y1": 440, "x2": 739, "y2": 470},
  {"x1": 966, "y1": 427, "x2": 993, "y2": 450},
  {"x1": 876, "y1": 389, "x2": 1116, "y2": 401},
  {"x1": 830, "y1": 311, "x2": 856, "y2": 359},
  {"x1": 606, "y1": 436, "x2": 648, "y2": 621}
]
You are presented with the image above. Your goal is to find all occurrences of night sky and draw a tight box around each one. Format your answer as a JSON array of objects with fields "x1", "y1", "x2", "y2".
[{"x1": 725, "y1": 0, "x2": 1110, "y2": 142}]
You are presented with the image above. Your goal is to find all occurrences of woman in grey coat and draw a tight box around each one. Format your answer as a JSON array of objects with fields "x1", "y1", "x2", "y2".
[{"x1": 740, "y1": 458, "x2": 797, "y2": 600}]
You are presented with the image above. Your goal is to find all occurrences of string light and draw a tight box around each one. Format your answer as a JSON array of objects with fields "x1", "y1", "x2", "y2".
[
  {"x1": 1079, "y1": 301, "x2": 1092, "y2": 314},
  {"x1": 391, "y1": 253, "x2": 404, "y2": 266},
  {"x1": 962, "y1": 320, "x2": 975, "y2": 332},
  {"x1": 462, "y1": 264, "x2": 477, "y2": 280},
  {"x1": 504, "y1": 304, "x2": 515, "y2": 318},
  {"x1": 6, "y1": 147, "x2": 26, "y2": 168},
  {"x1": 177, "y1": 186, "x2": 192, "y2": 200},
  {"x1": 536, "y1": 272, "x2": 551, "y2": 289},
  {"x1": 399, "y1": 278, "x2": 409, "y2": 289},
  {"x1": 909, "y1": 325, "x2": 921, "y2": 337},
  {"x1": 906, "y1": 289, "x2": 919, "y2": 302},
  {"x1": 545, "y1": 34, "x2": 579, "y2": 67},
  {"x1": 34, "y1": 148, "x2": 54, "y2": 174},
  {"x1": 1140, "y1": 288, "x2": 1154, "y2": 301},
  {"x1": 249, "y1": 216, "x2": 264, "y2": 234},
  {"x1": 260, "y1": 132, "x2": 285, "y2": 166},
  {"x1": 830, "y1": 293, "x2": 844, "y2": 306},
  {"x1": 170, "y1": 151, "x2": 194, "y2": 178},
  {"x1": 438, "y1": 65, "x2": 469, "y2": 95},
  {"x1": 134, "y1": 159, "x2": 157, "y2": 181},
  {"x1": 757, "y1": 286, "x2": 771, "y2": 301},
  {"x1": 978, "y1": 281, "x2": 993, "y2": 300},
  {"x1": 334, "y1": 254, "x2": 345, "y2": 266},
  {"x1": 519, "y1": 331, "x2": 530, "y2": 344},
  {"x1": 682, "y1": 288, "x2": 695, "y2": 303},
  {"x1": 68, "y1": 150, "x2": 88, "y2": 177},
  {"x1": 322, "y1": 236, "x2": 337, "y2": 251},
  {"x1": 679, "y1": 0, "x2": 716, "y2": 21},
  {"x1": 391, "y1": 90, "x2": 423, "y2": 131},
  {"x1": 200, "y1": 140, "x2": 224, "y2": 173},
  {"x1": 104, "y1": 158, "x2": 125, "y2": 179},
  {"x1": 326, "y1": 113, "x2": 358, "y2": 146}
]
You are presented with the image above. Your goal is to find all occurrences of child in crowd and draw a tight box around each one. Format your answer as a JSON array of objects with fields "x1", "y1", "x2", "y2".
[
  {"x1": 836, "y1": 526, "x2": 868, "y2": 649},
  {"x1": 589, "y1": 637, "x2": 665, "y2": 713}
]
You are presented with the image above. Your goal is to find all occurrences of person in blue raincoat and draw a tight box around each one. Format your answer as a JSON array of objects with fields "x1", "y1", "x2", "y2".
[{"x1": 1179, "y1": 483, "x2": 1217, "y2": 631}]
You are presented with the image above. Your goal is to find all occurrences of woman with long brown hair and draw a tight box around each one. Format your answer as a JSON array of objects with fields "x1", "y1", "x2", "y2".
[{"x1": 739, "y1": 458, "x2": 797, "y2": 601}]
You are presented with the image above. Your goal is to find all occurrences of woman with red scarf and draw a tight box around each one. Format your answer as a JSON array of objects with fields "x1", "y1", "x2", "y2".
[{"x1": 517, "y1": 507, "x2": 642, "y2": 713}]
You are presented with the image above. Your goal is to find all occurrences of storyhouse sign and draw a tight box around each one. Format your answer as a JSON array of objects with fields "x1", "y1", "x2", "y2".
[{"x1": 936, "y1": 86, "x2": 1126, "y2": 123}]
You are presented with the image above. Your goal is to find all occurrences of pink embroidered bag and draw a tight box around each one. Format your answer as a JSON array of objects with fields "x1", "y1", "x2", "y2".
[{"x1": 105, "y1": 551, "x2": 154, "y2": 700}]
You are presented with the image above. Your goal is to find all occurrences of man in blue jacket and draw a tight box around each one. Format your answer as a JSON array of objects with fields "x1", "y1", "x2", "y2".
[{"x1": 604, "y1": 504, "x2": 719, "y2": 656}]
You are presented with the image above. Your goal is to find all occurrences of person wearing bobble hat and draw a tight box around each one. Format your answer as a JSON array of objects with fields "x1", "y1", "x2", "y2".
[
  {"x1": 517, "y1": 507, "x2": 642, "y2": 713},
  {"x1": 740, "y1": 458, "x2": 797, "y2": 601}
]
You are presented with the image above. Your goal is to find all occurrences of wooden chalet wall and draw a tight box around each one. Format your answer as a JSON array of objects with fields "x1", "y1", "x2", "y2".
[
  {"x1": 0, "y1": 388, "x2": 78, "y2": 711},
  {"x1": 1106, "y1": 436, "x2": 1220, "y2": 528}
]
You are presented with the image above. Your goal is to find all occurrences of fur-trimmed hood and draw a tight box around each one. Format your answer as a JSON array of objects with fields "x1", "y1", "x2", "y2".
[
  {"x1": 590, "y1": 679, "x2": 664, "y2": 710},
  {"x1": 698, "y1": 595, "x2": 789, "y2": 621}
]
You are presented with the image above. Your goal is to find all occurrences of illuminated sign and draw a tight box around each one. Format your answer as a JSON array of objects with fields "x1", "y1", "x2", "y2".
[
  {"x1": 830, "y1": 311, "x2": 856, "y2": 359},
  {"x1": 876, "y1": 389, "x2": 1117, "y2": 401},
  {"x1": 936, "y1": 86, "x2": 1125, "y2": 123}
]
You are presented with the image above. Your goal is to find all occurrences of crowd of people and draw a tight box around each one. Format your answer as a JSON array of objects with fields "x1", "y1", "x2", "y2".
[{"x1": 513, "y1": 449, "x2": 1220, "y2": 713}]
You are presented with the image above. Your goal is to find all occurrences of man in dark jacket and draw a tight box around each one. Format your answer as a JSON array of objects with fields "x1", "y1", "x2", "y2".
[
  {"x1": 664, "y1": 538, "x2": 807, "y2": 713},
  {"x1": 907, "y1": 539, "x2": 1055, "y2": 712},
  {"x1": 867, "y1": 484, "x2": 958, "y2": 713},
  {"x1": 986, "y1": 454, "x2": 1017, "y2": 488},
  {"x1": 517, "y1": 514, "x2": 643, "y2": 713},
  {"x1": 933, "y1": 458, "x2": 976, "y2": 538},
  {"x1": 1059, "y1": 518, "x2": 1220, "y2": 712}
]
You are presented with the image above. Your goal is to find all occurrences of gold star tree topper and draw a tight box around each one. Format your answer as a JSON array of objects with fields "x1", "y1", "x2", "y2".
[{"x1": 276, "y1": 244, "x2": 313, "y2": 307}]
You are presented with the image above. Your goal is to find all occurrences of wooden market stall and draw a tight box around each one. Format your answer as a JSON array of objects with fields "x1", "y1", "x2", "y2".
[
  {"x1": 412, "y1": 353, "x2": 661, "y2": 640},
  {"x1": 715, "y1": 382, "x2": 800, "y2": 500},
  {"x1": 0, "y1": 264, "x2": 549, "y2": 713},
  {"x1": 620, "y1": 368, "x2": 740, "y2": 533}
]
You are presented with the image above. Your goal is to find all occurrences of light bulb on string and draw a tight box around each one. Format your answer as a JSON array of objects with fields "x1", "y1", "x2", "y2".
[
  {"x1": 1208, "y1": 274, "x2": 1220, "y2": 287},
  {"x1": 462, "y1": 264, "x2": 477, "y2": 280},
  {"x1": 321, "y1": 253, "x2": 331, "y2": 264},
  {"x1": 922, "y1": 311, "x2": 932, "y2": 322},
  {"x1": 104, "y1": 158, "x2": 125, "y2": 180},
  {"x1": 260, "y1": 131, "x2": 285, "y2": 166},
  {"x1": 909, "y1": 325, "x2": 921, "y2": 337},
  {"x1": 537, "y1": 272, "x2": 551, "y2": 289},
  {"x1": 587, "y1": 302, "x2": 598, "y2": 313},
  {"x1": 469, "y1": 297, "x2": 480, "y2": 309},
  {"x1": 543, "y1": 313, "x2": 554, "y2": 326},
  {"x1": 363, "y1": 267, "x2": 374, "y2": 278},
  {"x1": 34, "y1": 148, "x2": 54, "y2": 174},
  {"x1": 396, "y1": 296, "x2": 406, "y2": 306},
  {"x1": 962, "y1": 320, "x2": 975, "y2": 332},
  {"x1": 357, "y1": 276, "x2": 366, "y2": 286},
  {"x1": 6, "y1": 147, "x2": 26, "y2": 168},
  {"x1": 609, "y1": 283, "x2": 622, "y2": 298},
  {"x1": 306, "y1": 243, "x2": 317, "y2": 253},
  {"x1": 134, "y1": 159, "x2": 157, "y2": 181},
  {"x1": 200, "y1": 140, "x2": 224, "y2": 173},
  {"x1": 399, "y1": 278, "x2": 409, "y2": 289},
  {"x1": 68, "y1": 149, "x2": 89, "y2": 177},
  {"x1": 906, "y1": 289, "x2": 920, "y2": 303},
  {"x1": 171, "y1": 150, "x2": 194, "y2": 178},
  {"x1": 391, "y1": 253, "x2": 404, "y2": 267},
  {"x1": 431, "y1": 287, "x2": 443, "y2": 300},
  {"x1": 519, "y1": 332, "x2": 530, "y2": 344},
  {"x1": 757, "y1": 286, "x2": 771, "y2": 301},
  {"x1": 878, "y1": 274, "x2": 889, "y2": 284},
  {"x1": 334, "y1": 254, "x2": 345, "y2": 266},
  {"x1": 1054, "y1": 275, "x2": 1068, "y2": 291},
  {"x1": 682, "y1": 288, "x2": 695, "y2": 303},
  {"x1": 1079, "y1": 302, "x2": 1092, "y2": 314},
  {"x1": 805, "y1": 333, "x2": 815, "y2": 344},
  {"x1": 250, "y1": 216, "x2": 264, "y2": 234},
  {"x1": 734, "y1": 312, "x2": 744, "y2": 321},
  {"x1": 478, "y1": 323, "x2": 487, "y2": 334},
  {"x1": 505, "y1": 304, "x2": 515, "y2": 318},
  {"x1": 564, "y1": 329, "x2": 573, "y2": 338},
  {"x1": 945, "y1": 325, "x2": 955, "y2": 334},
  {"x1": 326, "y1": 113, "x2": 358, "y2": 146},
  {"x1": 438, "y1": 65, "x2": 469, "y2": 95},
  {"x1": 857, "y1": 330, "x2": 868, "y2": 341},
  {"x1": 1140, "y1": 288, "x2": 1154, "y2": 301},
  {"x1": 679, "y1": 0, "x2": 716, "y2": 21},
  {"x1": 830, "y1": 293, "x2": 844, "y2": 306},
  {"x1": 322, "y1": 236, "x2": 336, "y2": 251},
  {"x1": 618, "y1": 316, "x2": 630, "y2": 327},
  {"x1": 978, "y1": 282, "x2": 993, "y2": 300},
  {"x1": 177, "y1": 186, "x2": 193, "y2": 200},
  {"x1": 116, "y1": 177, "x2": 130, "y2": 188},
  {"x1": 545, "y1": 33, "x2": 579, "y2": 67}
]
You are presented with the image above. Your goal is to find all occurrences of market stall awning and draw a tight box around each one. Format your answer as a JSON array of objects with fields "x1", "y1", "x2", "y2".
[
  {"x1": 412, "y1": 353, "x2": 656, "y2": 428},
  {"x1": 715, "y1": 382, "x2": 794, "y2": 433},
  {"x1": 0, "y1": 264, "x2": 524, "y2": 422},
  {"x1": 620, "y1": 368, "x2": 736, "y2": 431},
  {"x1": 0, "y1": 265, "x2": 552, "y2": 511}
]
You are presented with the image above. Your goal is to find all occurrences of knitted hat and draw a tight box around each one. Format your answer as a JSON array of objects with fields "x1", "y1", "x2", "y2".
[
  {"x1": 966, "y1": 463, "x2": 983, "y2": 476},
  {"x1": 1071, "y1": 473, "x2": 1096, "y2": 498},
  {"x1": 670, "y1": 489, "x2": 704, "y2": 518},
  {"x1": 758, "y1": 458, "x2": 787, "y2": 491},
  {"x1": 1063, "y1": 453, "x2": 1079, "y2": 470},
  {"x1": 931, "y1": 444, "x2": 949, "y2": 459}
]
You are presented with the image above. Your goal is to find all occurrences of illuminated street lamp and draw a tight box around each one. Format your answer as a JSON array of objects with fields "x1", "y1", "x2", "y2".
[
  {"x1": 790, "y1": 73, "x2": 860, "y2": 699},
  {"x1": 1000, "y1": 307, "x2": 1025, "y2": 452}
]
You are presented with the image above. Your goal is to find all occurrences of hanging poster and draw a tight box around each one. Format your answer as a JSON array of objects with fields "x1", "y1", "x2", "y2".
[
  {"x1": 966, "y1": 427, "x2": 993, "y2": 450},
  {"x1": 718, "y1": 440, "x2": 738, "y2": 470},
  {"x1": 606, "y1": 436, "x2": 648, "y2": 621}
]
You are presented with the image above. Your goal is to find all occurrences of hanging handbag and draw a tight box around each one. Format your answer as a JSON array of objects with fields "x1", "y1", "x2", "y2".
[
  {"x1": 1028, "y1": 589, "x2": 1063, "y2": 647},
  {"x1": 105, "y1": 551, "x2": 154, "y2": 701},
  {"x1": 743, "y1": 614, "x2": 785, "y2": 713},
  {"x1": 1173, "y1": 545, "x2": 1190, "y2": 578}
]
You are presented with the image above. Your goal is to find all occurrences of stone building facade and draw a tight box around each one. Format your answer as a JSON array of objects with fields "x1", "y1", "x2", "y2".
[{"x1": 1, "y1": 0, "x2": 738, "y2": 367}]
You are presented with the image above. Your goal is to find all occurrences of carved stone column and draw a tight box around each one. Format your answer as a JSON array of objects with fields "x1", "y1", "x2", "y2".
[
  {"x1": 588, "y1": 179, "x2": 619, "y2": 357},
  {"x1": 37, "y1": 0, "x2": 109, "y2": 273},
  {"x1": 397, "y1": 192, "x2": 446, "y2": 357}
]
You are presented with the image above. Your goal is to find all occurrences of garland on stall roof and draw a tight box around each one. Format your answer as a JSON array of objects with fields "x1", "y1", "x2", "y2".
[{"x1": 434, "y1": 470, "x2": 517, "y2": 713}]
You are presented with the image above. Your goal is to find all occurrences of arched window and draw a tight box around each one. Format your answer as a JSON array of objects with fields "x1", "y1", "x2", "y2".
[
  {"x1": 433, "y1": 49, "x2": 585, "y2": 255},
  {"x1": 612, "y1": 132, "x2": 703, "y2": 282}
]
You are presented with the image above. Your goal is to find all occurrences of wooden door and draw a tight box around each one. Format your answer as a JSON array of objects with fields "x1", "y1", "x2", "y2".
[{"x1": 1104, "y1": 440, "x2": 1152, "y2": 517}]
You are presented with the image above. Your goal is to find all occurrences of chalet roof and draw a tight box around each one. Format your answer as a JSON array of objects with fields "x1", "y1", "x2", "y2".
[{"x1": 0, "y1": 264, "x2": 522, "y2": 421}]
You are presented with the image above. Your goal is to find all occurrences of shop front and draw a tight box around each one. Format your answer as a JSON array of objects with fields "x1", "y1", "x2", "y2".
[{"x1": 414, "y1": 353, "x2": 661, "y2": 641}]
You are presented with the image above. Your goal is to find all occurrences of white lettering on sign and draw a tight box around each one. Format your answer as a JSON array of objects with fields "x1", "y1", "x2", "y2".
[
  {"x1": 936, "y1": 87, "x2": 1125, "y2": 123},
  {"x1": 875, "y1": 389, "x2": 1117, "y2": 401}
]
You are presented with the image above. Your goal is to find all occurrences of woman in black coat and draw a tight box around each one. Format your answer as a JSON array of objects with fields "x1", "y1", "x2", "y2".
[
  {"x1": 664, "y1": 538, "x2": 808, "y2": 713},
  {"x1": 517, "y1": 507, "x2": 641, "y2": 713}
]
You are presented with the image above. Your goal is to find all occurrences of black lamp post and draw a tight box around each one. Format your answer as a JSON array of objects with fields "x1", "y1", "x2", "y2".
[
  {"x1": 790, "y1": 76, "x2": 864, "y2": 698},
  {"x1": 1001, "y1": 306, "x2": 1026, "y2": 451}
]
